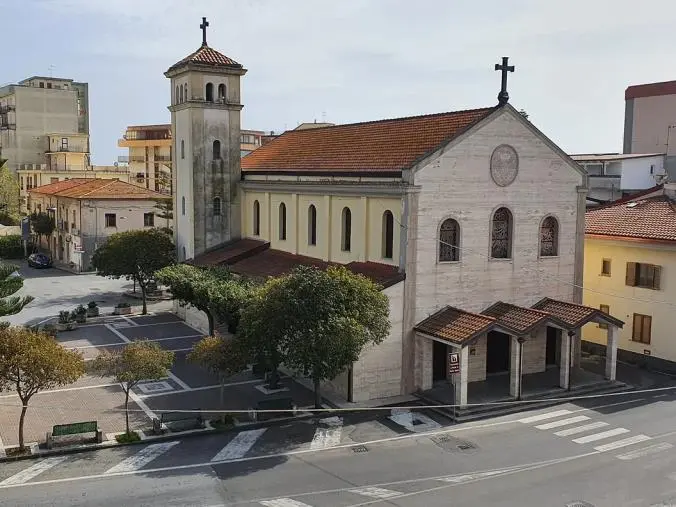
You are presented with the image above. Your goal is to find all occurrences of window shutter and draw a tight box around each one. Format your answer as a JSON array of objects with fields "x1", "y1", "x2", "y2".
[
  {"x1": 632, "y1": 314, "x2": 640, "y2": 340},
  {"x1": 643, "y1": 315, "x2": 652, "y2": 344},
  {"x1": 625, "y1": 262, "x2": 637, "y2": 286},
  {"x1": 652, "y1": 265, "x2": 661, "y2": 290}
]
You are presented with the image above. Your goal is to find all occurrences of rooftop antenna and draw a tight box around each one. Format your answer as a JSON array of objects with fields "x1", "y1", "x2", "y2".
[
  {"x1": 322, "y1": 111, "x2": 326, "y2": 123},
  {"x1": 48, "y1": 64, "x2": 55, "y2": 78}
]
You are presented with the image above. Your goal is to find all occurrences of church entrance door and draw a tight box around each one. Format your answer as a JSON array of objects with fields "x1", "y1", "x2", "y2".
[
  {"x1": 432, "y1": 340, "x2": 448, "y2": 383},
  {"x1": 486, "y1": 331, "x2": 510, "y2": 374}
]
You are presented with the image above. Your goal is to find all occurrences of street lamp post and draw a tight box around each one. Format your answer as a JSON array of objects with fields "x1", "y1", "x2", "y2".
[{"x1": 517, "y1": 337, "x2": 526, "y2": 400}]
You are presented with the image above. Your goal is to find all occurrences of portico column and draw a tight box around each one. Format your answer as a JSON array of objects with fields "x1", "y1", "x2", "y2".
[
  {"x1": 454, "y1": 346, "x2": 469, "y2": 407},
  {"x1": 605, "y1": 325, "x2": 618, "y2": 381},
  {"x1": 509, "y1": 336, "x2": 523, "y2": 399},
  {"x1": 559, "y1": 330, "x2": 570, "y2": 389}
]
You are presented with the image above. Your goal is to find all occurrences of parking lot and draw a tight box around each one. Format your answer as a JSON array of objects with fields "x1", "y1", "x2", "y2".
[{"x1": 0, "y1": 312, "x2": 315, "y2": 450}]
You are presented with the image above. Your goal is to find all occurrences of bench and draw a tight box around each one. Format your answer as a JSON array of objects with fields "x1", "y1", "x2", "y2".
[
  {"x1": 153, "y1": 411, "x2": 205, "y2": 434},
  {"x1": 46, "y1": 421, "x2": 103, "y2": 449},
  {"x1": 254, "y1": 397, "x2": 296, "y2": 422}
]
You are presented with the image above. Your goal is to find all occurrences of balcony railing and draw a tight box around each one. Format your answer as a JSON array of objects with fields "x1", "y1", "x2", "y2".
[{"x1": 154, "y1": 155, "x2": 171, "y2": 162}]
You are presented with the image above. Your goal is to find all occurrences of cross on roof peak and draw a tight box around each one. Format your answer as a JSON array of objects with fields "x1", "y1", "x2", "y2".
[
  {"x1": 495, "y1": 57, "x2": 515, "y2": 106},
  {"x1": 200, "y1": 17, "x2": 209, "y2": 46}
]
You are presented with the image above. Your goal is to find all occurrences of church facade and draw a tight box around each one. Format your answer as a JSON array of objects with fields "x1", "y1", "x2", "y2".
[{"x1": 168, "y1": 20, "x2": 624, "y2": 406}]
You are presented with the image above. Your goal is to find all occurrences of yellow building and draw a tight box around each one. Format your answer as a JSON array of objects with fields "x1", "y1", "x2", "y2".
[
  {"x1": 118, "y1": 124, "x2": 173, "y2": 194},
  {"x1": 583, "y1": 184, "x2": 676, "y2": 373}
]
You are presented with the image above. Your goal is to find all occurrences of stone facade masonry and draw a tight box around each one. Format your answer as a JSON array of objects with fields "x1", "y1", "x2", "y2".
[
  {"x1": 467, "y1": 335, "x2": 488, "y2": 382},
  {"x1": 521, "y1": 328, "x2": 547, "y2": 375}
]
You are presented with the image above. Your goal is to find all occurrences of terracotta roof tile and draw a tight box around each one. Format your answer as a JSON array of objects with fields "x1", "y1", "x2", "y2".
[
  {"x1": 241, "y1": 107, "x2": 496, "y2": 174},
  {"x1": 167, "y1": 44, "x2": 242, "y2": 73},
  {"x1": 415, "y1": 307, "x2": 497, "y2": 345},
  {"x1": 481, "y1": 301, "x2": 552, "y2": 334},
  {"x1": 29, "y1": 179, "x2": 90, "y2": 195},
  {"x1": 29, "y1": 179, "x2": 168, "y2": 200},
  {"x1": 585, "y1": 194, "x2": 676, "y2": 242},
  {"x1": 531, "y1": 298, "x2": 624, "y2": 329}
]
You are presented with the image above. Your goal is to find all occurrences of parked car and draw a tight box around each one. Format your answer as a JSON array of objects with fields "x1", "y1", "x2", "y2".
[{"x1": 27, "y1": 253, "x2": 52, "y2": 269}]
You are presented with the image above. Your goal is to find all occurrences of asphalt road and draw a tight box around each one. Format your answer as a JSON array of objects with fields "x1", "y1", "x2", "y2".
[{"x1": 2, "y1": 390, "x2": 676, "y2": 507}]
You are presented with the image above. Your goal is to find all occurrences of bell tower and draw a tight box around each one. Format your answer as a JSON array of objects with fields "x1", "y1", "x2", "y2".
[{"x1": 165, "y1": 17, "x2": 247, "y2": 261}]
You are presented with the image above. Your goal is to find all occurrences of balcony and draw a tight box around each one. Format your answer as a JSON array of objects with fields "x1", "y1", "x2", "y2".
[
  {"x1": 47, "y1": 147, "x2": 88, "y2": 154},
  {"x1": 154, "y1": 155, "x2": 171, "y2": 162},
  {"x1": 129, "y1": 156, "x2": 146, "y2": 163},
  {"x1": 588, "y1": 174, "x2": 621, "y2": 190}
]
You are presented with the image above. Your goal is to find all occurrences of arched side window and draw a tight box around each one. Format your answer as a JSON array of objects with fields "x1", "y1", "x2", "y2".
[
  {"x1": 175, "y1": 85, "x2": 179, "y2": 104},
  {"x1": 341, "y1": 207, "x2": 352, "y2": 252},
  {"x1": 491, "y1": 207, "x2": 513, "y2": 259},
  {"x1": 180, "y1": 140, "x2": 185, "y2": 159},
  {"x1": 181, "y1": 196, "x2": 186, "y2": 216},
  {"x1": 278, "y1": 202, "x2": 287, "y2": 240},
  {"x1": 540, "y1": 216, "x2": 559, "y2": 257},
  {"x1": 205, "y1": 83, "x2": 214, "y2": 102},
  {"x1": 218, "y1": 83, "x2": 226, "y2": 102},
  {"x1": 308, "y1": 204, "x2": 317, "y2": 245},
  {"x1": 213, "y1": 197, "x2": 222, "y2": 216},
  {"x1": 182, "y1": 246, "x2": 186, "y2": 261},
  {"x1": 439, "y1": 218, "x2": 460, "y2": 262},
  {"x1": 212, "y1": 140, "x2": 221, "y2": 160},
  {"x1": 184, "y1": 83, "x2": 188, "y2": 101},
  {"x1": 179, "y1": 85, "x2": 184, "y2": 103},
  {"x1": 382, "y1": 210, "x2": 394, "y2": 259},
  {"x1": 253, "y1": 200, "x2": 260, "y2": 235}
]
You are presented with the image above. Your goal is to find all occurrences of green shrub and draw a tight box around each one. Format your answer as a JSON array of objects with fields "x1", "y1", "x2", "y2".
[
  {"x1": 0, "y1": 235, "x2": 24, "y2": 259},
  {"x1": 115, "y1": 431, "x2": 141, "y2": 444}
]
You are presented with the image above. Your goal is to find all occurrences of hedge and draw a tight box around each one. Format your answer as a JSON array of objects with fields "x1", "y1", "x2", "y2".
[{"x1": 0, "y1": 235, "x2": 25, "y2": 259}]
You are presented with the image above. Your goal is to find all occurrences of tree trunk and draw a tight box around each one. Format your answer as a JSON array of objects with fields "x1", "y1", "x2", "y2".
[
  {"x1": 268, "y1": 367, "x2": 279, "y2": 390},
  {"x1": 140, "y1": 284, "x2": 147, "y2": 315},
  {"x1": 313, "y1": 377, "x2": 322, "y2": 409},
  {"x1": 219, "y1": 377, "x2": 225, "y2": 424},
  {"x1": 18, "y1": 402, "x2": 28, "y2": 452},
  {"x1": 124, "y1": 389, "x2": 130, "y2": 435},
  {"x1": 207, "y1": 311, "x2": 215, "y2": 337}
]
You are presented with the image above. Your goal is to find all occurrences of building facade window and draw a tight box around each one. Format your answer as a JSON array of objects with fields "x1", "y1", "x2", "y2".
[
  {"x1": 308, "y1": 204, "x2": 317, "y2": 245},
  {"x1": 218, "y1": 83, "x2": 226, "y2": 102},
  {"x1": 601, "y1": 258, "x2": 612, "y2": 276},
  {"x1": 213, "y1": 140, "x2": 221, "y2": 160},
  {"x1": 598, "y1": 304, "x2": 610, "y2": 329},
  {"x1": 539, "y1": 216, "x2": 559, "y2": 256},
  {"x1": 213, "y1": 197, "x2": 221, "y2": 216},
  {"x1": 206, "y1": 83, "x2": 214, "y2": 102},
  {"x1": 279, "y1": 203, "x2": 287, "y2": 240},
  {"x1": 341, "y1": 207, "x2": 352, "y2": 252},
  {"x1": 179, "y1": 85, "x2": 184, "y2": 103},
  {"x1": 253, "y1": 200, "x2": 260, "y2": 235},
  {"x1": 491, "y1": 207, "x2": 513, "y2": 259},
  {"x1": 143, "y1": 213, "x2": 154, "y2": 227},
  {"x1": 382, "y1": 210, "x2": 394, "y2": 259},
  {"x1": 181, "y1": 140, "x2": 185, "y2": 159},
  {"x1": 181, "y1": 196, "x2": 186, "y2": 216},
  {"x1": 632, "y1": 313, "x2": 652, "y2": 344},
  {"x1": 439, "y1": 218, "x2": 460, "y2": 262},
  {"x1": 184, "y1": 84, "x2": 188, "y2": 101},
  {"x1": 104, "y1": 213, "x2": 116, "y2": 228},
  {"x1": 626, "y1": 262, "x2": 661, "y2": 290}
]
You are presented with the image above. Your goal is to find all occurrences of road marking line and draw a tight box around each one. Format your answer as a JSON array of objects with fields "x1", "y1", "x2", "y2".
[
  {"x1": 310, "y1": 416, "x2": 343, "y2": 450},
  {"x1": 104, "y1": 323, "x2": 132, "y2": 343},
  {"x1": 572, "y1": 427, "x2": 630, "y2": 444},
  {"x1": 518, "y1": 409, "x2": 572, "y2": 424},
  {"x1": 211, "y1": 429, "x2": 267, "y2": 461},
  {"x1": 137, "y1": 379, "x2": 263, "y2": 399},
  {"x1": 593, "y1": 434, "x2": 652, "y2": 452},
  {"x1": 0, "y1": 456, "x2": 69, "y2": 486},
  {"x1": 127, "y1": 386, "x2": 158, "y2": 421},
  {"x1": 349, "y1": 486, "x2": 401, "y2": 499},
  {"x1": 535, "y1": 415, "x2": 590, "y2": 430},
  {"x1": 105, "y1": 441, "x2": 180, "y2": 474},
  {"x1": 120, "y1": 315, "x2": 138, "y2": 326},
  {"x1": 0, "y1": 382, "x2": 120, "y2": 399},
  {"x1": 260, "y1": 499, "x2": 314, "y2": 507},
  {"x1": 438, "y1": 469, "x2": 516, "y2": 483},
  {"x1": 553, "y1": 421, "x2": 609, "y2": 437},
  {"x1": 0, "y1": 435, "x2": 5, "y2": 459},
  {"x1": 65, "y1": 334, "x2": 203, "y2": 350},
  {"x1": 166, "y1": 371, "x2": 191, "y2": 391},
  {"x1": 617, "y1": 442, "x2": 673, "y2": 460}
]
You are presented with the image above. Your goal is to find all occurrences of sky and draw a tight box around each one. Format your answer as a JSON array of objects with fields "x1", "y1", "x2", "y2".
[{"x1": 5, "y1": 0, "x2": 676, "y2": 165}]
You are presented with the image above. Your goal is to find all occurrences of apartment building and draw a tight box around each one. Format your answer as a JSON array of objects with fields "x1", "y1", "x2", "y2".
[
  {"x1": 118, "y1": 124, "x2": 172, "y2": 194},
  {"x1": 240, "y1": 129, "x2": 264, "y2": 157}
]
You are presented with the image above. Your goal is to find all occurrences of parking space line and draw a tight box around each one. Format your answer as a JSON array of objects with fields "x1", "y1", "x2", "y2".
[
  {"x1": 120, "y1": 316, "x2": 138, "y2": 327},
  {"x1": 64, "y1": 334, "x2": 203, "y2": 350},
  {"x1": 138, "y1": 379, "x2": 263, "y2": 399},
  {"x1": 104, "y1": 324, "x2": 132, "y2": 344},
  {"x1": 128, "y1": 387, "x2": 158, "y2": 421},
  {"x1": 105, "y1": 441, "x2": 179, "y2": 474},
  {"x1": 166, "y1": 371, "x2": 191, "y2": 391},
  {"x1": 211, "y1": 428, "x2": 267, "y2": 461},
  {"x1": 0, "y1": 435, "x2": 5, "y2": 458}
]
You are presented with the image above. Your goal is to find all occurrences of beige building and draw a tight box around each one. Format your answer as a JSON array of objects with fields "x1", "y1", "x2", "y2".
[
  {"x1": 28, "y1": 178, "x2": 168, "y2": 272},
  {"x1": 118, "y1": 124, "x2": 173, "y2": 194},
  {"x1": 0, "y1": 76, "x2": 89, "y2": 173},
  {"x1": 583, "y1": 184, "x2": 676, "y2": 374},
  {"x1": 240, "y1": 129, "x2": 264, "y2": 157}
]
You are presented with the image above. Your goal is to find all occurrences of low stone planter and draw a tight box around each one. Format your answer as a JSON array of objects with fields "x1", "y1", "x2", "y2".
[
  {"x1": 87, "y1": 307, "x2": 99, "y2": 318},
  {"x1": 56, "y1": 322, "x2": 77, "y2": 332},
  {"x1": 114, "y1": 306, "x2": 132, "y2": 315}
]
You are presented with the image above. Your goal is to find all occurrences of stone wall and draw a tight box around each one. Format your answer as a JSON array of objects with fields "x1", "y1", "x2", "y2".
[
  {"x1": 173, "y1": 301, "x2": 209, "y2": 335},
  {"x1": 467, "y1": 335, "x2": 488, "y2": 382},
  {"x1": 521, "y1": 328, "x2": 547, "y2": 375}
]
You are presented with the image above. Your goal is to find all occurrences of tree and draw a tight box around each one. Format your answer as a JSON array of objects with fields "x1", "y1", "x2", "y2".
[
  {"x1": 0, "y1": 326, "x2": 85, "y2": 451},
  {"x1": 0, "y1": 262, "x2": 33, "y2": 319},
  {"x1": 92, "y1": 229, "x2": 175, "y2": 314},
  {"x1": 29, "y1": 211, "x2": 55, "y2": 247},
  {"x1": 153, "y1": 197, "x2": 173, "y2": 235},
  {"x1": 519, "y1": 109, "x2": 529, "y2": 120},
  {"x1": 155, "y1": 264, "x2": 253, "y2": 336},
  {"x1": 89, "y1": 341, "x2": 174, "y2": 435},
  {"x1": 188, "y1": 335, "x2": 247, "y2": 423},
  {"x1": 249, "y1": 266, "x2": 390, "y2": 408},
  {"x1": 0, "y1": 162, "x2": 19, "y2": 225}
]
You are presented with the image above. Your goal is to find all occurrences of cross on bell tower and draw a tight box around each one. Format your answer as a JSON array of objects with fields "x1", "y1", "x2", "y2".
[
  {"x1": 200, "y1": 17, "x2": 209, "y2": 46},
  {"x1": 495, "y1": 57, "x2": 515, "y2": 106}
]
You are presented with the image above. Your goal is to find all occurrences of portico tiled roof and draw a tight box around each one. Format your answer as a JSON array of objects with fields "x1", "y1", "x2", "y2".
[
  {"x1": 532, "y1": 298, "x2": 624, "y2": 328},
  {"x1": 241, "y1": 107, "x2": 496, "y2": 175},
  {"x1": 29, "y1": 179, "x2": 168, "y2": 200},
  {"x1": 167, "y1": 44, "x2": 242, "y2": 73},
  {"x1": 415, "y1": 307, "x2": 497, "y2": 345},
  {"x1": 585, "y1": 194, "x2": 676, "y2": 243},
  {"x1": 481, "y1": 302, "x2": 554, "y2": 335}
]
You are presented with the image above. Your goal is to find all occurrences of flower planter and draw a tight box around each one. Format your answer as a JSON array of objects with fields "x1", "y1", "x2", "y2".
[
  {"x1": 56, "y1": 322, "x2": 77, "y2": 332},
  {"x1": 114, "y1": 306, "x2": 132, "y2": 315},
  {"x1": 75, "y1": 315, "x2": 87, "y2": 324},
  {"x1": 86, "y1": 307, "x2": 100, "y2": 317}
]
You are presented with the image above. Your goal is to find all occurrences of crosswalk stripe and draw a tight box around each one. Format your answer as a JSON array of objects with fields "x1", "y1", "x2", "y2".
[
  {"x1": 259, "y1": 499, "x2": 314, "y2": 507},
  {"x1": 105, "y1": 441, "x2": 180, "y2": 474},
  {"x1": 310, "y1": 416, "x2": 343, "y2": 450},
  {"x1": 553, "y1": 421, "x2": 609, "y2": 437},
  {"x1": 211, "y1": 428, "x2": 267, "y2": 462},
  {"x1": 349, "y1": 486, "x2": 401, "y2": 499},
  {"x1": 535, "y1": 415, "x2": 590, "y2": 430},
  {"x1": 593, "y1": 434, "x2": 652, "y2": 452},
  {"x1": 0, "y1": 456, "x2": 69, "y2": 486},
  {"x1": 438, "y1": 469, "x2": 512, "y2": 483},
  {"x1": 572, "y1": 427, "x2": 630, "y2": 444},
  {"x1": 617, "y1": 442, "x2": 674, "y2": 460},
  {"x1": 518, "y1": 410, "x2": 572, "y2": 424}
]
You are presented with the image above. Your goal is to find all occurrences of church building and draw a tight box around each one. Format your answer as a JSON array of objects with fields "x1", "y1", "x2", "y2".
[{"x1": 167, "y1": 20, "x2": 624, "y2": 407}]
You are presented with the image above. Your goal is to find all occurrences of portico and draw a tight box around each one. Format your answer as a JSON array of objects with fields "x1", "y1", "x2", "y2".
[{"x1": 415, "y1": 298, "x2": 624, "y2": 407}]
